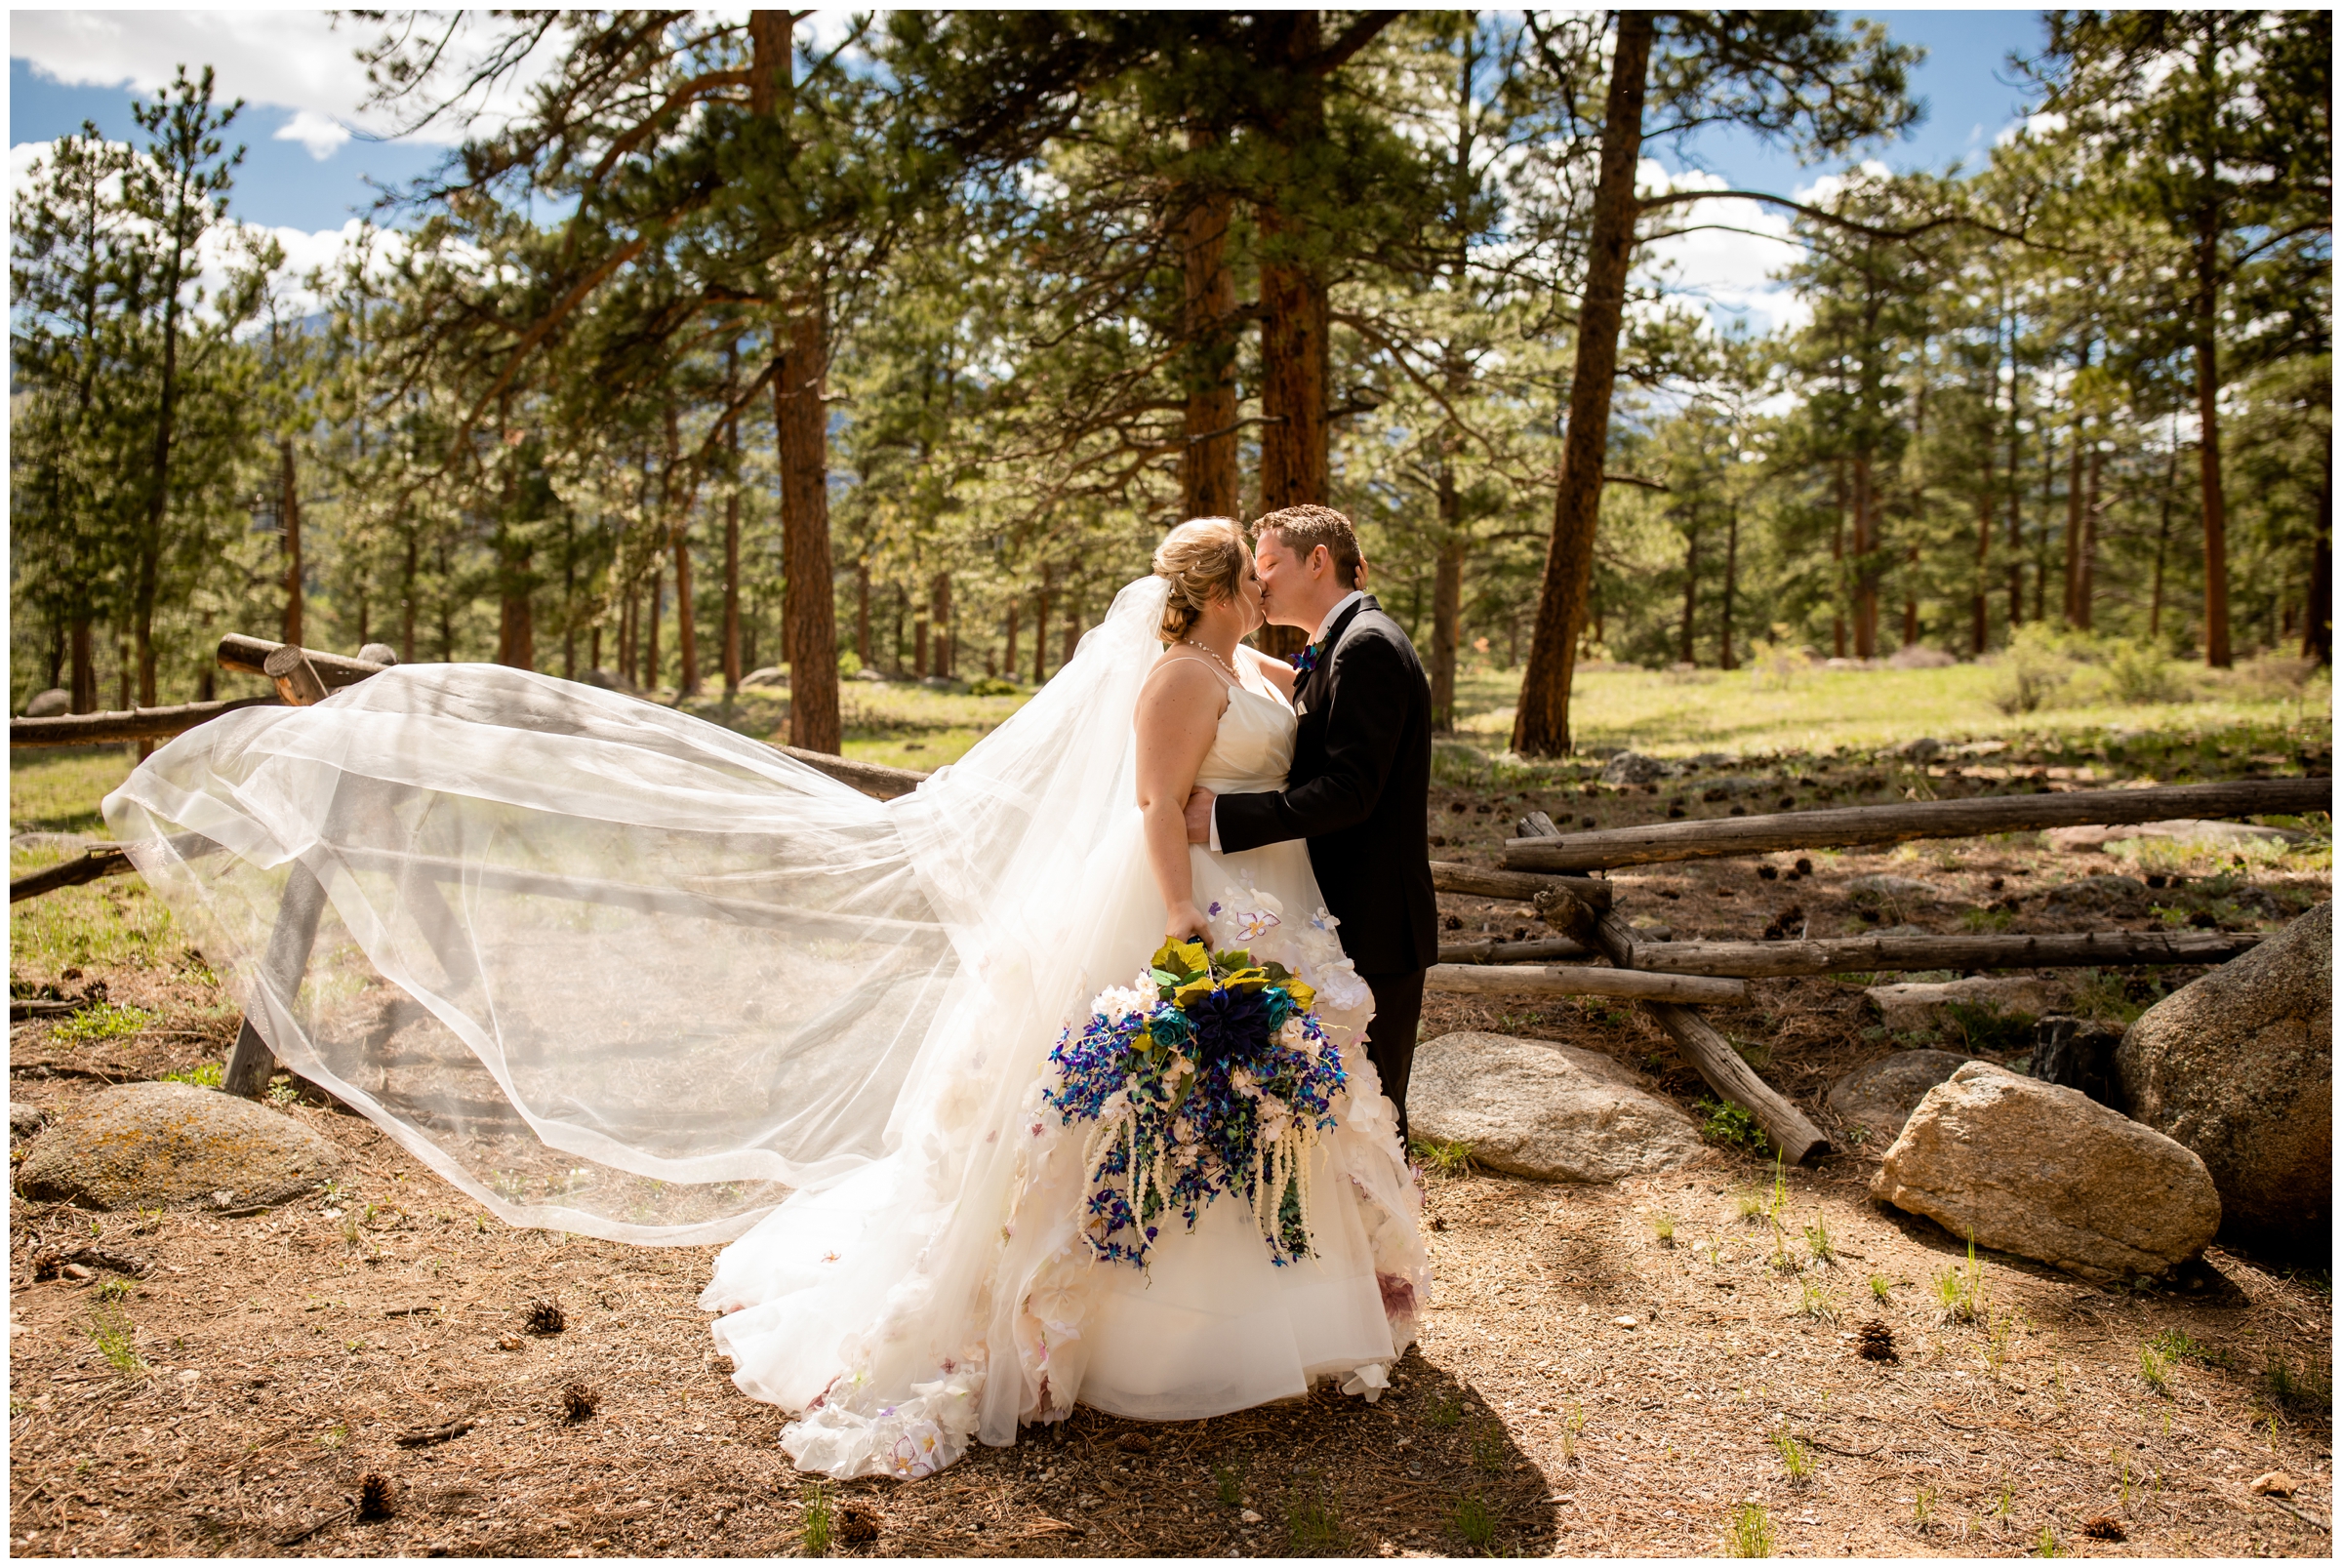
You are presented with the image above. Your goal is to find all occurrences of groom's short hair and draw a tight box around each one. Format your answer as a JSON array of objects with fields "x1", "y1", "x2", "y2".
[{"x1": 1252, "y1": 505, "x2": 1364, "y2": 590}]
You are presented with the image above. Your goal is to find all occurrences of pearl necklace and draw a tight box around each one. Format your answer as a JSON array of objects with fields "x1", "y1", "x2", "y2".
[{"x1": 1179, "y1": 639, "x2": 1242, "y2": 682}]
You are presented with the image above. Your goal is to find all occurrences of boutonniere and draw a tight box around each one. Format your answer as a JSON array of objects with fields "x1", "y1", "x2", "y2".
[{"x1": 1292, "y1": 641, "x2": 1325, "y2": 676}]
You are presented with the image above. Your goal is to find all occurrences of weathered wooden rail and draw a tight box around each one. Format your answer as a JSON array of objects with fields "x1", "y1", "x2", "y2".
[
  {"x1": 1504, "y1": 777, "x2": 2331, "y2": 872},
  {"x1": 1632, "y1": 928, "x2": 2263, "y2": 978}
]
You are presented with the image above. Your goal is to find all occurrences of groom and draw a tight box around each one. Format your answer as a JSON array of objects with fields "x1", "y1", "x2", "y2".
[{"x1": 1184, "y1": 504, "x2": 1438, "y2": 1143}]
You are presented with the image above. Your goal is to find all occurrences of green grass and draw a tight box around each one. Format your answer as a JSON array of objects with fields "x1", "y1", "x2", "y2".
[
  {"x1": 799, "y1": 1480, "x2": 833, "y2": 1555},
  {"x1": 2150, "y1": 1327, "x2": 2236, "y2": 1372},
  {"x1": 1442, "y1": 659, "x2": 2330, "y2": 762},
  {"x1": 10, "y1": 748, "x2": 136, "y2": 836},
  {"x1": 1409, "y1": 1135, "x2": 1477, "y2": 1180},
  {"x1": 1425, "y1": 1387, "x2": 1465, "y2": 1428},
  {"x1": 1722, "y1": 1500, "x2": 1775, "y2": 1557},
  {"x1": 160, "y1": 1062, "x2": 224, "y2": 1088},
  {"x1": 1284, "y1": 1470, "x2": 1348, "y2": 1555},
  {"x1": 1213, "y1": 1461, "x2": 1245, "y2": 1508},
  {"x1": 87, "y1": 1304, "x2": 147, "y2": 1378},
  {"x1": 1450, "y1": 1494, "x2": 1498, "y2": 1552},
  {"x1": 1773, "y1": 1431, "x2": 1815, "y2": 1485},
  {"x1": 51, "y1": 1001, "x2": 159, "y2": 1044}
]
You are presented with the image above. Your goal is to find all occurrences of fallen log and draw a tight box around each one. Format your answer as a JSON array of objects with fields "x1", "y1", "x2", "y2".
[
  {"x1": 1504, "y1": 777, "x2": 2333, "y2": 872},
  {"x1": 1435, "y1": 937, "x2": 1593, "y2": 965},
  {"x1": 1424, "y1": 963, "x2": 1746, "y2": 1006},
  {"x1": 216, "y1": 632, "x2": 387, "y2": 691},
  {"x1": 779, "y1": 745, "x2": 926, "y2": 801},
  {"x1": 1429, "y1": 861, "x2": 1613, "y2": 908},
  {"x1": 9, "y1": 696, "x2": 283, "y2": 749},
  {"x1": 1634, "y1": 928, "x2": 2265, "y2": 978},
  {"x1": 1589, "y1": 910, "x2": 1831, "y2": 1164},
  {"x1": 9, "y1": 843, "x2": 136, "y2": 903}
]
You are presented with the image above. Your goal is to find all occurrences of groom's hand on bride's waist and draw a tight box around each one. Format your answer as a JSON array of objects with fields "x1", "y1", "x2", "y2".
[{"x1": 1184, "y1": 788, "x2": 1217, "y2": 845}]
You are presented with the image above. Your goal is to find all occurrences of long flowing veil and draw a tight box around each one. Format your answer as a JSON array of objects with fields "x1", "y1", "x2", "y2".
[{"x1": 102, "y1": 576, "x2": 1178, "y2": 1246}]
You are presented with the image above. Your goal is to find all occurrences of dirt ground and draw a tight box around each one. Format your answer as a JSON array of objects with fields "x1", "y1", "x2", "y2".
[{"x1": 10, "y1": 747, "x2": 2332, "y2": 1557}]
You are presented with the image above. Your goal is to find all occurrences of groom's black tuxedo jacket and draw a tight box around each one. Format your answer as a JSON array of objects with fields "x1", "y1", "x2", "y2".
[{"x1": 1217, "y1": 595, "x2": 1437, "y2": 976}]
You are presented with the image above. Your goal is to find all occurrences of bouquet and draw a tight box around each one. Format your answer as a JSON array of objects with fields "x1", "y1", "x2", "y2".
[{"x1": 1043, "y1": 938, "x2": 1346, "y2": 1268}]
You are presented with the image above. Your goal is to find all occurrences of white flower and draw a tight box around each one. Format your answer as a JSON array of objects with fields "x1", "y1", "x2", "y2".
[{"x1": 1275, "y1": 1017, "x2": 1309, "y2": 1050}]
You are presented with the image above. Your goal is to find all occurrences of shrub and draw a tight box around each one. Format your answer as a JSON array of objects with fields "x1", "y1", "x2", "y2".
[
  {"x1": 161, "y1": 1062, "x2": 224, "y2": 1088},
  {"x1": 1698, "y1": 1097, "x2": 1766, "y2": 1152},
  {"x1": 52, "y1": 1002, "x2": 156, "y2": 1045},
  {"x1": 2104, "y1": 639, "x2": 2190, "y2": 705},
  {"x1": 1989, "y1": 625, "x2": 2073, "y2": 715},
  {"x1": 1451, "y1": 1494, "x2": 1498, "y2": 1552}
]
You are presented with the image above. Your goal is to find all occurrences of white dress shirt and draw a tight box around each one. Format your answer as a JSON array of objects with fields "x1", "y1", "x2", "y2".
[{"x1": 1206, "y1": 590, "x2": 1365, "y2": 853}]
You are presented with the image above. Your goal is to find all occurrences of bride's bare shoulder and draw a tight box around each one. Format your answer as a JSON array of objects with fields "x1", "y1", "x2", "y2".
[{"x1": 1139, "y1": 651, "x2": 1233, "y2": 714}]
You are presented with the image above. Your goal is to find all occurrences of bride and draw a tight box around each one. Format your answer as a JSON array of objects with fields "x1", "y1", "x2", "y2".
[{"x1": 103, "y1": 518, "x2": 1429, "y2": 1479}]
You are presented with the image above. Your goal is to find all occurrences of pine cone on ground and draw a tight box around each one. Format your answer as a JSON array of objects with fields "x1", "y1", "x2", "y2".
[
  {"x1": 1856, "y1": 1320, "x2": 1898, "y2": 1362},
  {"x1": 523, "y1": 1298, "x2": 566, "y2": 1336},
  {"x1": 356, "y1": 1472, "x2": 395, "y2": 1522},
  {"x1": 561, "y1": 1382, "x2": 599, "y2": 1422},
  {"x1": 837, "y1": 1505, "x2": 880, "y2": 1546},
  {"x1": 2082, "y1": 1514, "x2": 2125, "y2": 1542}
]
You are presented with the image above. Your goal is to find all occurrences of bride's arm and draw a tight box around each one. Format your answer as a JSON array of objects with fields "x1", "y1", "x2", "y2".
[
  {"x1": 1242, "y1": 646, "x2": 1297, "y2": 700},
  {"x1": 1135, "y1": 660, "x2": 1229, "y2": 943}
]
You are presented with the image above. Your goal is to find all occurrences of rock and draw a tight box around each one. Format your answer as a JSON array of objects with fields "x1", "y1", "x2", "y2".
[
  {"x1": 2249, "y1": 1471, "x2": 2296, "y2": 1499},
  {"x1": 1685, "y1": 751, "x2": 1734, "y2": 770},
  {"x1": 851, "y1": 666, "x2": 887, "y2": 682},
  {"x1": 580, "y1": 667, "x2": 641, "y2": 694},
  {"x1": 1409, "y1": 1032, "x2": 1701, "y2": 1184},
  {"x1": 1894, "y1": 735, "x2": 1946, "y2": 759},
  {"x1": 10, "y1": 1105, "x2": 48, "y2": 1142},
  {"x1": 14, "y1": 1081, "x2": 348, "y2": 1211},
  {"x1": 1889, "y1": 647, "x2": 1957, "y2": 670},
  {"x1": 1599, "y1": 751, "x2": 1669, "y2": 785},
  {"x1": 741, "y1": 665, "x2": 787, "y2": 688},
  {"x1": 2116, "y1": 905, "x2": 2331, "y2": 1245},
  {"x1": 2030, "y1": 1016, "x2": 2123, "y2": 1107},
  {"x1": 1865, "y1": 976, "x2": 2061, "y2": 1033},
  {"x1": 24, "y1": 688, "x2": 70, "y2": 718},
  {"x1": 1827, "y1": 1050, "x2": 1977, "y2": 1143},
  {"x1": 2039, "y1": 874, "x2": 2150, "y2": 917},
  {"x1": 1871, "y1": 1061, "x2": 2221, "y2": 1282},
  {"x1": 2046, "y1": 819, "x2": 2309, "y2": 853},
  {"x1": 356, "y1": 642, "x2": 400, "y2": 666}
]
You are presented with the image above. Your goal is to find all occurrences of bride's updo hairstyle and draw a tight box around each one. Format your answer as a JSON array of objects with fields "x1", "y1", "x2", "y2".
[{"x1": 1152, "y1": 518, "x2": 1249, "y2": 644}]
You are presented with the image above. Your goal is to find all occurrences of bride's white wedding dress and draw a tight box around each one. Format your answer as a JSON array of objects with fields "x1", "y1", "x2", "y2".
[
  {"x1": 101, "y1": 575, "x2": 1427, "y2": 1481},
  {"x1": 705, "y1": 650, "x2": 1427, "y2": 1476}
]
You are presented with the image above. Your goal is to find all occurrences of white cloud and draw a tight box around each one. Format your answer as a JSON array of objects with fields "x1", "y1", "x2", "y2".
[
  {"x1": 274, "y1": 108, "x2": 351, "y2": 161},
  {"x1": 1633, "y1": 161, "x2": 1810, "y2": 337},
  {"x1": 7, "y1": 9, "x2": 576, "y2": 147}
]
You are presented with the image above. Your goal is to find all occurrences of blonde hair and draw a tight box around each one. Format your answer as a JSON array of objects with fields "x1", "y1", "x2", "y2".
[
  {"x1": 1151, "y1": 518, "x2": 1249, "y2": 644},
  {"x1": 1251, "y1": 503, "x2": 1364, "y2": 590}
]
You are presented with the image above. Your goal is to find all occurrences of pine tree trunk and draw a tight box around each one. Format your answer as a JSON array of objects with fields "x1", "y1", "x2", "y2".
[
  {"x1": 2194, "y1": 223, "x2": 2232, "y2": 666},
  {"x1": 2307, "y1": 458, "x2": 2332, "y2": 664},
  {"x1": 777, "y1": 303, "x2": 841, "y2": 748},
  {"x1": 1833, "y1": 459, "x2": 1848, "y2": 658},
  {"x1": 2150, "y1": 440, "x2": 2179, "y2": 640},
  {"x1": 280, "y1": 438, "x2": 303, "y2": 646},
  {"x1": 724, "y1": 424, "x2": 744, "y2": 691},
  {"x1": 1253, "y1": 11, "x2": 1333, "y2": 663},
  {"x1": 1180, "y1": 138, "x2": 1239, "y2": 521},
  {"x1": 400, "y1": 530, "x2": 419, "y2": 663},
  {"x1": 646, "y1": 566, "x2": 662, "y2": 693},
  {"x1": 1851, "y1": 453, "x2": 1877, "y2": 658},
  {"x1": 1512, "y1": 10, "x2": 1653, "y2": 755},
  {"x1": 1063, "y1": 593, "x2": 1081, "y2": 667},
  {"x1": 931, "y1": 574, "x2": 953, "y2": 679},
  {"x1": 1678, "y1": 521, "x2": 1700, "y2": 667},
  {"x1": 1033, "y1": 569, "x2": 1052, "y2": 684},
  {"x1": 1429, "y1": 497, "x2": 1465, "y2": 730},
  {"x1": 1719, "y1": 503, "x2": 1740, "y2": 670},
  {"x1": 1003, "y1": 597, "x2": 1019, "y2": 680},
  {"x1": 2076, "y1": 441, "x2": 2102, "y2": 632},
  {"x1": 2062, "y1": 419, "x2": 2085, "y2": 626},
  {"x1": 69, "y1": 619, "x2": 94, "y2": 713},
  {"x1": 914, "y1": 611, "x2": 929, "y2": 678},
  {"x1": 2005, "y1": 363, "x2": 2025, "y2": 631}
]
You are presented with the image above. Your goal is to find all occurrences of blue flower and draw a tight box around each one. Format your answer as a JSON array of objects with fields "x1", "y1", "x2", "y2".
[
  {"x1": 1186, "y1": 985, "x2": 1272, "y2": 1069},
  {"x1": 1292, "y1": 642, "x2": 1321, "y2": 675}
]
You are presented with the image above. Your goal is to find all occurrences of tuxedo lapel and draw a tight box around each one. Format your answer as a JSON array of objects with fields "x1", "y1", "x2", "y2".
[{"x1": 1303, "y1": 596, "x2": 1373, "y2": 708}]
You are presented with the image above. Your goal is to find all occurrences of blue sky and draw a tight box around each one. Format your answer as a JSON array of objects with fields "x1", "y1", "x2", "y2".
[{"x1": 9, "y1": 9, "x2": 2052, "y2": 331}]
